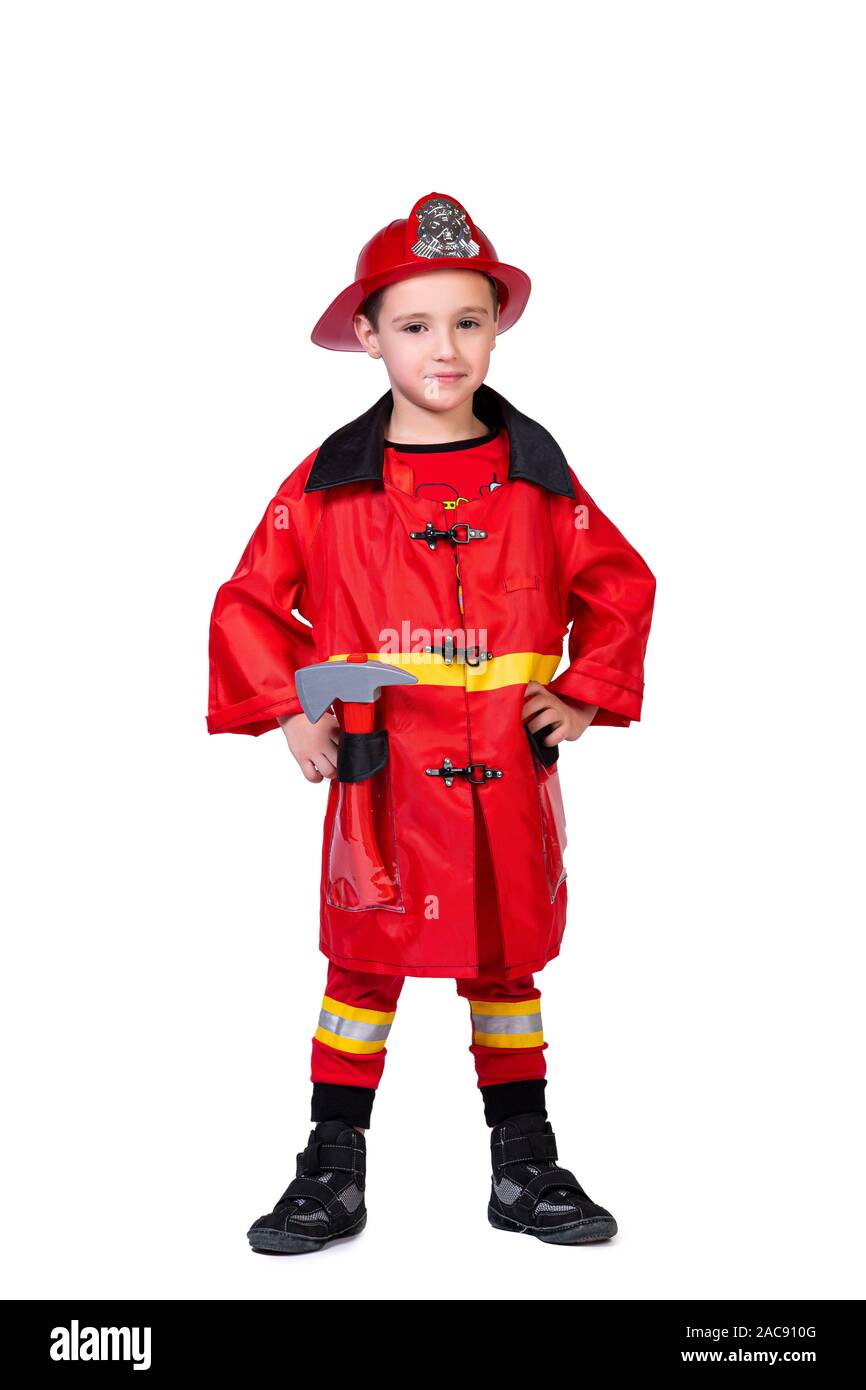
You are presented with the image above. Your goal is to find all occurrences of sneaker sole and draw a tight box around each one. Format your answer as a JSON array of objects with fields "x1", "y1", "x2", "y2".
[
  {"x1": 247, "y1": 1210, "x2": 367, "y2": 1255},
  {"x1": 488, "y1": 1203, "x2": 617, "y2": 1245}
]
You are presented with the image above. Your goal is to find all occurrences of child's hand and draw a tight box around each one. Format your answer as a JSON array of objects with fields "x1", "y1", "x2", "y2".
[
  {"x1": 277, "y1": 710, "x2": 341, "y2": 782},
  {"x1": 522, "y1": 680, "x2": 599, "y2": 747}
]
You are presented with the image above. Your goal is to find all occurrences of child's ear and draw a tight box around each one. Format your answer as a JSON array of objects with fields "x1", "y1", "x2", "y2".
[{"x1": 353, "y1": 313, "x2": 380, "y2": 357}]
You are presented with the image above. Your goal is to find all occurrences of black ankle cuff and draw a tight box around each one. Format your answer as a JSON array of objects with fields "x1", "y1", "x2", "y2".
[
  {"x1": 481, "y1": 1079, "x2": 547, "y2": 1127},
  {"x1": 311, "y1": 1082, "x2": 376, "y2": 1128}
]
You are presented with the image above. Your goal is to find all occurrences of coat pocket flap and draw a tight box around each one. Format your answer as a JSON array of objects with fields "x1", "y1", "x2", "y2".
[{"x1": 504, "y1": 572, "x2": 538, "y2": 592}]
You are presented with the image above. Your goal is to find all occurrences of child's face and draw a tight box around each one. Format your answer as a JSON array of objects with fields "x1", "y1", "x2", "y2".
[{"x1": 354, "y1": 269, "x2": 498, "y2": 414}]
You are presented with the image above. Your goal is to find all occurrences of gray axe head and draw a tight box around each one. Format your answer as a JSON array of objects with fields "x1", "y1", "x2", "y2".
[{"x1": 294, "y1": 658, "x2": 419, "y2": 723}]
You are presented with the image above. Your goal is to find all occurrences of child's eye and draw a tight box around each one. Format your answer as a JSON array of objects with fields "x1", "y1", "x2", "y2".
[{"x1": 402, "y1": 319, "x2": 480, "y2": 334}]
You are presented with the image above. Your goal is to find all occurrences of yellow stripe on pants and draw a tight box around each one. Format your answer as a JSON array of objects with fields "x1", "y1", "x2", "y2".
[
  {"x1": 469, "y1": 997, "x2": 544, "y2": 1049},
  {"x1": 315, "y1": 994, "x2": 396, "y2": 1055}
]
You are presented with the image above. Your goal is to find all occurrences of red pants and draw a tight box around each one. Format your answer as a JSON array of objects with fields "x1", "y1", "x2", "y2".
[{"x1": 311, "y1": 787, "x2": 547, "y2": 1096}]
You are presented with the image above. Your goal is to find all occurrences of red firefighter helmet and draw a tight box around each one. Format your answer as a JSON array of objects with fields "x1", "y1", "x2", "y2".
[{"x1": 310, "y1": 191, "x2": 532, "y2": 351}]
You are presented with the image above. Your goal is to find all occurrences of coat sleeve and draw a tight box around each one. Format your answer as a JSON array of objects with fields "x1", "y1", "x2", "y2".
[
  {"x1": 206, "y1": 463, "x2": 319, "y2": 736},
  {"x1": 546, "y1": 467, "x2": 656, "y2": 727}
]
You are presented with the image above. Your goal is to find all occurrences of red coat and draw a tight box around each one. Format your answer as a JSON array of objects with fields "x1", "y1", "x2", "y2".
[{"x1": 207, "y1": 384, "x2": 656, "y2": 979}]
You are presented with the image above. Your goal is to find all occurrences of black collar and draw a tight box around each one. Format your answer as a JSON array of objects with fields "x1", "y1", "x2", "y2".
[{"x1": 304, "y1": 382, "x2": 575, "y2": 498}]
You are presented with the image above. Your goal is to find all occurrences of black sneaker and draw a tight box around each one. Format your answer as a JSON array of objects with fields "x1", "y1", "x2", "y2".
[
  {"x1": 247, "y1": 1120, "x2": 367, "y2": 1254},
  {"x1": 488, "y1": 1112, "x2": 617, "y2": 1245}
]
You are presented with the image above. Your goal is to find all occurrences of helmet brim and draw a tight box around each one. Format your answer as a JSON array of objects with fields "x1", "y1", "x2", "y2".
[{"x1": 310, "y1": 259, "x2": 531, "y2": 352}]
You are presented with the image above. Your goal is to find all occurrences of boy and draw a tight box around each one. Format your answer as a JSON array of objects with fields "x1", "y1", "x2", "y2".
[{"x1": 207, "y1": 191, "x2": 656, "y2": 1251}]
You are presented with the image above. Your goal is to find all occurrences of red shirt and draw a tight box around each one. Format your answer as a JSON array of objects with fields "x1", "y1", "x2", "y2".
[
  {"x1": 384, "y1": 427, "x2": 510, "y2": 617},
  {"x1": 383, "y1": 425, "x2": 509, "y2": 509}
]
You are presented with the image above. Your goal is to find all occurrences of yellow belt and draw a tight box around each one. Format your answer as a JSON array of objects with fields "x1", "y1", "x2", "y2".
[{"x1": 327, "y1": 650, "x2": 561, "y2": 693}]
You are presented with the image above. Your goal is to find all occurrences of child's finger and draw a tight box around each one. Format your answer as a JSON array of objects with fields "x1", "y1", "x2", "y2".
[
  {"x1": 315, "y1": 747, "x2": 338, "y2": 779},
  {"x1": 525, "y1": 708, "x2": 564, "y2": 737},
  {"x1": 522, "y1": 688, "x2": 552, "y2": 712},
  {"x1": 542, "y1": 724, "x2": 567, "y2": 745},
  {"x1": 298, "y1": 756, "x2": 324, "y2": 783},
  {"x1": 523, "y1": 696, "x2": 558, "y2": 724}
]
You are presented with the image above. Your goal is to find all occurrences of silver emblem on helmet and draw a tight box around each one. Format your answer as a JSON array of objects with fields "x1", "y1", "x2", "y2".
[{"x1": 411, "y1": 197, "x2": 480, "y2": 259}]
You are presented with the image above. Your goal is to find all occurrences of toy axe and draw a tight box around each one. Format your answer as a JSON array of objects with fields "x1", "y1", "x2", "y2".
[{"x1": 295, "y1": 655, "x2": 417, "y2": 908}]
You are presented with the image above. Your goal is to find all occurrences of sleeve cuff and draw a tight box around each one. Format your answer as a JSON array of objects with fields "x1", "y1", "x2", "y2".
[
  {"x1": 547, "y1": 661, "x2": 644, "y2": 725},
  {"x1": 207, "y1": 686, "x2": 304, "y2": 736}
]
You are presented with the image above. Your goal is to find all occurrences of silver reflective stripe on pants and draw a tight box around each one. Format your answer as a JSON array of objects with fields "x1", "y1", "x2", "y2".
[
  {"x1": 318, "y1": 1008, "x2": 392, "y2": 1043},
  {"x1": 471, "y1": 1009, "x2": 543, "y2": 1035}
]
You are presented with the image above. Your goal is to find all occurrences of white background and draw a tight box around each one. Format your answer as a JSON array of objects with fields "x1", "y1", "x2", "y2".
[{"x1": 2, "y1": 1, "x2": 864, "y2": 1301}]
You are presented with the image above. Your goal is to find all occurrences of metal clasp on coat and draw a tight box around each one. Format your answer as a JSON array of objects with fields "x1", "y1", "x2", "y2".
[
  {"x1": 423, "y1": 635, "x2": 493, "y2": 667},
  {"x1": 425, "y1": 757, "x2": 504, "y2": 788},
  {"x1": 409, "y1": 520, "x2": 488, "y2": 551}
]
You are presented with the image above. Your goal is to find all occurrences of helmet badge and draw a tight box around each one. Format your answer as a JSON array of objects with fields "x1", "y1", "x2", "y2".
[{"x1": 411, "y1": 196, "x2": 480, "y2": 260}]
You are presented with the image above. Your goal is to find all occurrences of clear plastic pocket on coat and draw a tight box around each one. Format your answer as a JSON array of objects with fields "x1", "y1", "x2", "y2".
[
  {"x1": 326, "y1": 729, "x2": 404, "y2": 912},
  {"x1": 525, "y1": 722, "x2": 568, "y2": 901}
]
